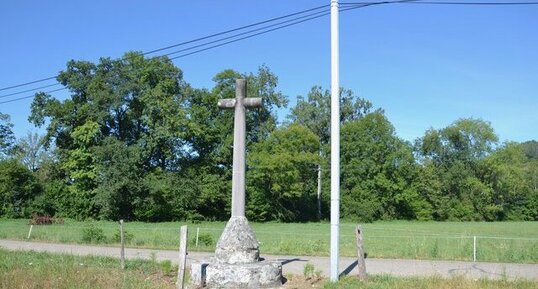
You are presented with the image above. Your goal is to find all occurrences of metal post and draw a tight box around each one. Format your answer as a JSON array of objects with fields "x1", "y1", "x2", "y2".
[
  {"x1": 330, "y1": 0, "x2": 340, "y2": 282},
  {"x1": 473, "y1": 236, "x2": 477, "y2": 262}
]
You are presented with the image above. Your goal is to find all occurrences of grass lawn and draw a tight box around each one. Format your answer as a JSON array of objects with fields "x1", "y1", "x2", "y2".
[
  {"x1": 1, "y1": 249, "x2": 536, "y2": 289},
  {"x1": 0, "y1": 219, "x2": 537, "y2": 263}
]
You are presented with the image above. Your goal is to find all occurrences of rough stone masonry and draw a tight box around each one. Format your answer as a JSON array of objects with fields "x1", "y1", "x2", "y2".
[{"x1": 189, "y1": 79, "x2": 283, "y2": 288}]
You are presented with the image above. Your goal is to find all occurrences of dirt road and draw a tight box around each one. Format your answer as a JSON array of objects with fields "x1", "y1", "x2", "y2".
[{"x1": 1, "y1": 239, "x2": 536, "y2": 280}]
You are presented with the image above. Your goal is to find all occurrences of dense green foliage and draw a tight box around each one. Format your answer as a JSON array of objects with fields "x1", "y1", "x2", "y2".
[
  {"x1": 0, "y1": 52, "x2": 536, "y2": 222},
  {"x1": 0, "y1": 113, "x2": 15, "y2": 158}
]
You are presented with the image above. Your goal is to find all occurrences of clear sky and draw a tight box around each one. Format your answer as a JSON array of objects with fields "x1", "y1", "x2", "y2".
[{"x1": 1, "y1": 0, "x2": 537, "y2": 143}]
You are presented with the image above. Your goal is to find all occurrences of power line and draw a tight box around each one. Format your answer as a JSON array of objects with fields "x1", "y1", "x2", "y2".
[
  {"x1": 0, "y1": 2, "x2": 381, "y2": 101},
  {"x1": 0, "y1": 83, "x2": 61, "y2": 99},
  {"x1": 340, "y1": 0, "x2": 420, "y2": 12},
  {"x1": 170, "y1": 11, "x2": 332, "y2": 60},
  {"x1": 142, "y1": 4, "x2": 329, "y2": 56},
  {"x1": 162, "y1": 9, "x2": 329, "y2": 59},
  {"x1": 0, "y1": 76, "x2": 57, "y2": 92},
  {"x1": 0, "y1": 4, "x2": 329, "y2": 93},
  {"x1": 0, "y1": 88, "x2": 67, "y2": 105},
  {"x1": 3, "y1": 0, "x2": 536, "y2": 104},
  {"x1": 167, "y1": 1, "x2": 424, "y2": 60},
  {"x1": 341, "y1": 1, "x2": 538, "y2": 5}
]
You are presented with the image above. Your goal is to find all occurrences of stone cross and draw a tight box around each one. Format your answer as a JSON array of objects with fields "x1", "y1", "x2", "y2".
[{"x1": 217, "y1": 79, "x2": 261, "y2": 217}]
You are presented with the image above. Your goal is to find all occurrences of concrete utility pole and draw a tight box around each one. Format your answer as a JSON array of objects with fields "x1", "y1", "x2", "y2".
[{"x1": 330, "y1": 0, "x2": 341, "y2": 282}]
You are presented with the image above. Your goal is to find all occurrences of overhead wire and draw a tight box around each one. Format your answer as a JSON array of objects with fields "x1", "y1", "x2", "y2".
[
  {"x1": 0, "y1": 88, "x2": 67, "y2": 104},
  {"x1": 2, "y1": 0, "x2": 537, "y2": 105},
  {"x1": 340, "y1": 1, "x2": 538, "y2": 5},
  {"x1": 142, "y1": 4, "x2": 329, "y2": 56},
  {"x1": 0, "y1": 76, "x2": 57, "y2": 92},
  {"x1": 0, "y1": 1, "x2": 392, "y2": 105},
  {"x1": 0, "y1": 4, "x2": 329, "y2": 93},
  {"x1": 0, "y1": 83, "x2": 61, "y2": 99}
]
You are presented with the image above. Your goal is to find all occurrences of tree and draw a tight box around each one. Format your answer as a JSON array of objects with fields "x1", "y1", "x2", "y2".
[
  {"x1": 481, "y1": 142, "x2": 537, "y2": 220},
  {"x1": 414, "y1": 118, "x2": 500, "y2": 220},
  {"x1": 247, "y1": 124, "x2": 320, "y2": 221},
  {"x1": 288, "y1": 86, "x2": 377, "y2": 219},
  {"x1": 0, "y1": 159, "x2": 42, "y2": 218},
  {"x1": 29, "y1": 52, "x2": 187, "y2": 219},
  {"x1": 521, "y1": 140, "x2": 538, "y2": 160},
  {"x1": 340, "y1": 112, "x2": 422, "y2": 222},
  {"x1": 0, "y1": 113, "x2": 15, "y2": 158},
  {"x1": 415, "y1": 118, "x2": 498, "y2": 165},
  {"x1": 289, "y1": 86, "x2": 375, "y2": 144},
  {"x1": 13, "y1": 132, "x2": 50, "y2": 171}
]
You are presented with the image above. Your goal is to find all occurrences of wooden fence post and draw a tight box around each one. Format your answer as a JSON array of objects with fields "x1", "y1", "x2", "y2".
[
  {"x1": 355, "y1": 225, "x2": 368, "y2": 281},
  {"x1": 27, "y1": 225, "x2": 33, "y2": 240},
  {"x1": 120, "y1": 219, "x2": 125, "y2": 270},
  {"x1": 176, "y1": 225, "x2": 188, "y2": 289}
]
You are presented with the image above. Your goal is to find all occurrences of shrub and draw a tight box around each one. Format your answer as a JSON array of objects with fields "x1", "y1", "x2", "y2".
[
  {"x1": 29, "y1": 214, "x2": 53, "y2": 225},
  {"x1": 198, "y1": 233, "x2": 214, "y2": 246},
  {"x1": 189, "y1": 232, "x2": 214, "y2": 247},
  {"x1": 113, "y1": 229, "x2": 134, "y2": 244},
  {"x1": 81, "y1": 224, "x2": 106, "y2": 243},
  {"x1": 28, "y1": 214, "x2": 64, "y2": 225}
]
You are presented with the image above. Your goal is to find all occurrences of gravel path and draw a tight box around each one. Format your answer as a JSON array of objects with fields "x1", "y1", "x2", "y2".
[{"x1": 1, "y1": 239, "x2": 536, "y2": 281}]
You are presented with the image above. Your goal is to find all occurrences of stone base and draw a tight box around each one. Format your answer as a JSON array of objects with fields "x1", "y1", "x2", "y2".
[
  {"x1": 190, "y1": 259, "x2": 282, "y2": 289},
  {"x1": 215, "y1": 216, "x2": 260, "y2": 264}
]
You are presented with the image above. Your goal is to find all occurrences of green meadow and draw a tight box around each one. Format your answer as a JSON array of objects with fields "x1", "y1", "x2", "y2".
[{"x1": 1, "y1": 219, "x2": 537, "y2": 263}]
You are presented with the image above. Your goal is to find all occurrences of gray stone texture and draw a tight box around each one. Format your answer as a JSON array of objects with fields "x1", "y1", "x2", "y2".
[
  {"x1": 190, "y1": 259, "x2": 282, "y2": 289},
  {"x1": 215, "y1": 216, "x2": 260, "y2": 264}
]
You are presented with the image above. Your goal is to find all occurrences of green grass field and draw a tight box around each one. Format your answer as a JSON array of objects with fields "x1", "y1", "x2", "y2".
[
  {"x1": 1, "y1": 249, "x2": 536, "y2": 289},
  {"x1": 0, "y1": 219, "x2": 537, "y2": 263}
]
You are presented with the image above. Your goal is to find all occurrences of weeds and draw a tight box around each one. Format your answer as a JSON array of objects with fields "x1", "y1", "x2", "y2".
[{"x1": 303, "y1": 263, "x2": 315, "y2": 279}]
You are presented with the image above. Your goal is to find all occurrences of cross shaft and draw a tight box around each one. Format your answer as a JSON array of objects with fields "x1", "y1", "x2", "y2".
[{"x1": 218, "y1": 79, "x2": 261, "y2": 217}]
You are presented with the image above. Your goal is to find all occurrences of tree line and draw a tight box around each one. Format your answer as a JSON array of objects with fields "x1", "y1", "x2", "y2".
[{"x1": 1, "y1": 52, "x2": 536, "y2": 222}]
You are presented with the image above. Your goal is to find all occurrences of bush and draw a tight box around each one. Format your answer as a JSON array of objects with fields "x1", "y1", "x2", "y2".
[
  {"x1": 28, "y1": 214, "x2": 64, "y2": 225},
  {"x1": 0, "y1": 159, "x2": 42, "y2": 218},
  {"x1": 198, "y1": 233, "x2": 214, "y2": 246},
  {"x1": 113, "y1": 229, "x2": 134, "y2": 244},
  {"x1": 189, "y1": 232, "x2": 214, "y2": 247},
  {"x1": 81, "y1": 224, "x2": 106, "y2": 243}
]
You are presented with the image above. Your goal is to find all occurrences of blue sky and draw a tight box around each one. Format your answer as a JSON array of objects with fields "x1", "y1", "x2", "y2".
[{"x1": 1, "y1": 0, "x2": 537, "y2": 143}]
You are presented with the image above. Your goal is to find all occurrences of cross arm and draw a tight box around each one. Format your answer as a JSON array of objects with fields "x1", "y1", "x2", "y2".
[
  {"x1": 243, "y1": 97, "x2": 262, "y2": 108},
  {"x1": 218, "y1": 99, "x2": 236, "y2": 109}
]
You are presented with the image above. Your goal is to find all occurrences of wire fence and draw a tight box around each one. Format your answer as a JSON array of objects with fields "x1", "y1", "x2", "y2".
[{"x1": 1, "y1": 222, "x2": 537, "y2": 264}]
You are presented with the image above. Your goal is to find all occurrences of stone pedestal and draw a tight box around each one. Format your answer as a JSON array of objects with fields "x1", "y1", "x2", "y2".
[
  {"x1": 189, "y1": 217, "x2": 283, "y2": 288},
  {"x1": 190, "y1": 259, "x2": 282, "y2": 289}
]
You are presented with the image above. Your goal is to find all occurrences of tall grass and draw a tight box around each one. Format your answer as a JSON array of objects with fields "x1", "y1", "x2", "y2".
[
  {"x1": 1, "y1": 249, "x2": 535, "y2": 289},
  {"x1": 319, "y1": 275, "x2": 537, "y2": 289},
  {"x1": 0, "y1": 249, "x2": 176, "y2": 289},
  {"x1": 1, "y1": 219, "x2": 536, "y2": 263}
]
